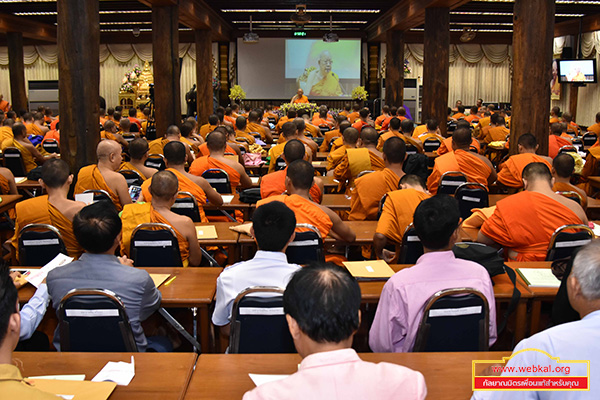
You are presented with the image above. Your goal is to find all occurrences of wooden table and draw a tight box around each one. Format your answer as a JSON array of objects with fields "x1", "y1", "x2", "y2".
[
  {"x1": 311, "y1": 161, "x2": 328, "y2": 174},
  {"x1": 321, "y1": 193, "x2": 351, "y2": 210},
  {"x1": 16, "y1": 179, "x2": 45, "y2": 197},
  {"x1": 203, "y1": 193, "x2": 254, "y2": 220},
  {"x1": 315, "y1": 151, "x2": 328, "y2": 160},
  {"x1": 14, "y1": 352, "x2": 197, "y2": 400},
  {"x1": 195, "y1": 222, "x2": 240, "y2": 263},
  {"x1": 186, "y1": 351, "x2": 511, "y2": 400},
  {"x1": 320, "y1": 175, "x2": 339, "y2": 193},
  {"x1": 323, "y1": 220, "x2": 377, "y2": 245},
  {"x1": 0, "y1": 194, "x2": 22, "y2": 214}
]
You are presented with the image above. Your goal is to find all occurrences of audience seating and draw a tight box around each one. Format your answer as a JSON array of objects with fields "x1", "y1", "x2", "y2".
[
  {"x1": 274, "y1": 156, "x2": 287, "y2": 171},
  {"x1": 582, "y1": 132, "x2": 598, "y2": 147},
  {"x1": 3, "y1": 147, "x2": 27, "y2": 177},
  {"x1": 130, "y1": 222, "x2": 183, "y2": 267},
  {"x1": 286, "y1": 223, "x2": 324, "y2": 265},
  {"x1": 42, "y1": 139, "x2": 60, "y2": 154},
  {"x1": 438, "y1": 171, "x2": 468, "y2": 195},
  {"x1": 171, "y1": 191, "x2": 201, "y2": 222},
  {"x1": 455, "y1": 182, "x2": 489, "y2": 220},
  {"x1": 83, "y1": 189, "x2": 112, "y2": 205},
  {"x1": 119, "y1": 169, "x2": 144, "y2": 187},
  {"x1": 398, "y1": 223, "x2": 423, "y2": 264},
  {"x1": 546, "y1": 224, "x2": 594, "y2": 262},
  {"x1": 145, "y1": 154, "x2": 166, "y2": 171},
  {"x1": 202, "y1": 168, "x2": 232, "y2": 194},
  {"x1": 18, "y1": 223, "x2": 67, "y2": 266},
  {"x1": 423, "y1": 137, "x2": 442, "y2": 153},
  {"x1": 555, "y1": 190, "x2": 583, "y2": 205}
]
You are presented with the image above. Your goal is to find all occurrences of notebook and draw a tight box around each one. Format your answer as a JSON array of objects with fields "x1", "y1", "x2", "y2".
[
  {"x1": 196, "y1": 225, "x2": 218, "y2": 239},
  {"x1": 343, "y1": 260, "x2": 395, "y2": 281},
  {"x1": 516, "y1": 268, "x2": 561, "y2": 288},
  {"x1": 26, "y1": 379, "x2": 116, "y2": 400}
]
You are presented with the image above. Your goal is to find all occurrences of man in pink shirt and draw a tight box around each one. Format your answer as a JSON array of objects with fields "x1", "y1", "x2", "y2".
[
  {"x1": 243, "y1": 263, "x2": 426, "y2": 400},
  {"x1": 369, "y1": 195, "x2": 497, "y2": 353}
]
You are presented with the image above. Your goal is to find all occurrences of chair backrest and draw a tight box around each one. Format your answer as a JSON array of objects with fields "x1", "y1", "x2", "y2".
[
  {"x1": 122, "y1": 134, "x2": 136, "y2": 144},
  {"x1": 455, "y1": 182, "x2": 489, "y2": 219},
  {"x1": 447, "y1": 121, "x2": 458, "y2": 132},
  {"x1": 129, "y1": 124, "x2": 139, "y2": 133},
  {"x1": 423, "y1": 137, "x2": 442, "y2": 152},
  {"x1": 229, "y1": 287, "x2": 296, "y2": 354},
  {"x1": 438, "y1": 171, "x2": 468, "y2": 195},
  {"x1": 555, "y1": 190, "x2": 582, "y2": 205},
  {"x1": 582, "y1": 132, "x2": 598, "y2": 146},
  {"x1": 406, "y1": 143, "x2": 419, "y2": 155},
  {"x1": 546, "y1": 224, "x2": 594, "y2": 261},
  {"x1": 398, "y1": 223, "x2": 424, "y2": 264},
  {"x1": 42, "y1": 139, "x2": 60, "y2": 154},
  {"x1": 328, "y1": 136, "x2": 340, "y2": 151},
  {"x1": 118, "y1": 169, "x2": 144, "y2": 187},
  {"x1": 274, "y1": 156, "x2": 287, "y2": 171},
  {"x1": 285, "y1": 223, "x2": 325, "y2": 265},
  {"x1": 377, "y1": 192, "x2": 388, "y2": 220},
  {"x1": 171, "y1": 191, "x2": 201, "y2": 222},
  {"x1": 558, "y1": 145, "x2": 577, "y2": 155},
  {"x1": 3, "y1": 147, "x2": 27, "y2": 177},
  {"x1": 83, "y1": 189, "x2": 112, "y2": 204},
  {"x1": 412, "y1": 288, "x2": 489, "y2": 352},
  {"x1": 18, "y1": 223, "x2": 68, "y2": 266},
  {"x1": 571, "y1": 138, "x2": 584, "y2": 152},
  {"x1": 130, "y1": 222, "x2": 183, "y2": 267},
  {"x1": 201, "y1": 168, "x2": 231, "y2": 194},
  {"x1": 144, "y1": 153, "x2": 166, "y2": 171},
  {"x1": 58, "y1": 289, "x2": 138, "y2": 352}
]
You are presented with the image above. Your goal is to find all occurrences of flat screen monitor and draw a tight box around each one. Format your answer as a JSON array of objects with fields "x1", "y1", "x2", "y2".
[{"x1": 558, "y1": 59, "x2": 597, "y2": 83}]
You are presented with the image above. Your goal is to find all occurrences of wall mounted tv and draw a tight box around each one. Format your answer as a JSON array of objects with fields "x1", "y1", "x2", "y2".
[{"x1": 558, "y1": 59, "x2": 597, "y2": 83}]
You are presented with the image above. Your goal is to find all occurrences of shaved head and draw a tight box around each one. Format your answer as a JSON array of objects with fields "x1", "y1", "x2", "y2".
[
  {"x1": 382, "y1": 137, "x2": 406, "y2": 164},
  {"x1": 452, "y1": 128, "x2": 472, "y2": 148},
  {"x1": 119, "y1": 118, "x2": 131, "y2": 130},
  {"x1": 150, "y1": 170, "x2": 179, "y2": 200},
  {"x1": 553, "y1": 153, "x2": 575, "y2": 178},
  {"x1": 282, "y1": 121, "x2": 298, "y2": 138},
  {"x1": 518, "y1": 133, "x2": 537, "y2": 150},
  {"x1": 523, "y1": 162, "x2": 553, "y2": 184},
  {"x1": 399, "y1": 174, "x2": 426, "y2": 190},
  {"x1": 96, "y1": 139, "x2": 120, "y2": 160},
  {"x1": 163, "y1": 141, "x2": 186, "y2": 165},
  {"x1": 206, "y1": 130, "x2": 227, "y2": 152},
  {"x1": 41, "y1": 159, "x2": 70, "y2": 189},
  {"x1": 342, "y1": 127, "x2": 360, "y2": 145},
  {"x1": 286, "y1": 160, "x2": 314, "y2": 190},
  {"x1": 361, "y1": 127, "x2": 378, "y2": 146},
  {"x1": 283, "y1": 139, "x2": 306, "y2": 163},
  {"x1": 166, "y1": 125, "x2": 181, "y2": 138}
]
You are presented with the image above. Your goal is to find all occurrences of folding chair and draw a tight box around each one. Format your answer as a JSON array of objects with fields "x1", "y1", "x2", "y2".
[
  {"x1": 201, "y1": 168, "x2": 232, "y2": 194},
  {"x1": 171, "y1": 191, "x2": 201, "y2": 222},
  {"x1": 3, "y1": 147, "x2": 27, "y2": 177},
  {"x1": 42, "y1": 139, "x2": 60, "y2": 154},
  {"x1": 582, "y1": 132, "x2": 598, "y2": 147},
  {"x1": 406, "y1": 143, "x2": 420, "y2": 155},
  {"x1": 398, "y1": 223, "x2": 423, "y2": 264},
  {"x1": 555, "y1": 190, "x2": 583, "y2": 205},
  {"x1": 229, "y1": 287, "x2": 296, "y2": 354},
  {"x1": 328, "y1": 136, "x2": 340, "y2": 151},
  {"x1": 437, "y1": 171, "x2": 467, "y2": 195},
  {"x1": 546, "y1": 224, "x2": 594, "y2": 262},
  {"x1": 144, "y1": 154, "x2": 166, "y2": 171},
  {"x1": 447, "y1": 121, "x2": 458, "y2": 133},
  {"x1": 130, "y1": 222, "x2": 183, "y2": 267},
  {"x1": 122, "y1": 134, "x2": 136, "y2": 144},
  {"x1": 119, "y1": 169, "x2": 144, "y2": 187},
  {"x1": 18, "y1": 223, "x2": 68, "y2": 266},
  {"x1": 571, "y1": 137, "x2": 584, "y2": 152},
  {"x1": 377, "y1": 192, "x2": 388, "y2": 220},
  {"x1": 274, "y1": 156, "x2": 287, "y2": 172},
  {"x1": 455, "y1": 183, "x2": 489, "y2": 220},
  {"x1": 58, "y1": 288, "x2": 138, "y2": 352},
  {"x1": 558, "y1": 145, "x2": 577, "y2": 155},
  {"x1": 83, "y1": 189, "x2": 112, "y2": 204},
  {"x1": 286, "y1": 223, "x2": 325, "y2": 265},
  {"x1": 422, "y1": 137, "x2": 442, "y2": 153},
  {"x1": 412, "y1": 288, "x2": 489, "y2": 352}
]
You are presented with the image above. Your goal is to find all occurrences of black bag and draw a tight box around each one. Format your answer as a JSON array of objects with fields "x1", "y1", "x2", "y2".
[
  {"x1": 238, "y1": 187, "x2": 262, "y2": 204},
  {"x1": 453, "y1": 242, "x2": 521, "y2": 335},
  {"x1": 402, "y1": 153, "x2": 429, "y2": 181},
  {"x1": 26, "y1": 166, "x2": 43, "y2": 181}
]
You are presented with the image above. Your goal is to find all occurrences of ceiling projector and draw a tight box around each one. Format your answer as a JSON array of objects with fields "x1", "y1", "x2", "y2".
[
  {"x1": 243, "y1": 32, "x2": 259, "y2": 43},
  {"x1": 323, "y1": 32, "x2": 339, "y2": 43}
]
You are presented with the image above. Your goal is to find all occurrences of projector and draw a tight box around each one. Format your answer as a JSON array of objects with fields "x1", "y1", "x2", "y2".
[
  {"x1": 323, "y1": 32, "x2": 339, "y2": 43},
  {"x1": 243, "y1": 32, "x2": 259, "y2": 43}
]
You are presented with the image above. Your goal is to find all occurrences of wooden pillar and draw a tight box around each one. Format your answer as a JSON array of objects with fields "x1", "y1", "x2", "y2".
[
  {"x1": 152, "y1": 5, "x2": 181, "y2": 137},
  {"x1": 510, "y1": 0, "x2": 555, "y2": 156},
  {"x1": 57, "y1": 0, "x2": 99, "y2": 172},
  {"x1": 422, "y1": 8, "x2": 450, "y2": 136},
  {"x1": 569, "y1": 85, "x2": 578, "y2": 121},
  {"x1": 195, "y1": 30, "x2": 212, "y2": 125},
  {"x1": 7, "y1": 32, "x2": 28, "y2": 113},
  {"x1": 218, "y1": 43, "x2": 229, "y2": 106},
  {"x1": 368, "y1": 44, "x2": 380, "y2": 101},
  {"x1": 385, "y1": 31, "x2": 404, "y2": 108}
]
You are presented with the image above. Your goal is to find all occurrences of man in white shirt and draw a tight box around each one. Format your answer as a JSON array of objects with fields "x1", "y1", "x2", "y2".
[
  {"x1": 472, "y1": 240, "x2": 600, "y2": 400},
  {"x1": 212, "y1": 201, "x2": 301, "y2": 336}
]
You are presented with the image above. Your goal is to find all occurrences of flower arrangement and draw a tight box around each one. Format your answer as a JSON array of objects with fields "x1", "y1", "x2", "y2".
[
  {"x1": 229, "y1": 85, "x2": 246, "y2": 102},
  {"x1": 404, "y1": 59, "x2": 411, "y2": 75},
  {"x1": 212, "y1": 77, "x2": 221, "y2": 91},
  {"x1": 351, "y1": 86, "x2": 368, "y2": 101},
  {"x1": 120, "y1": 82, "x2": 134, "y2": 93},
  {"x1": 120, "y1": 64, "x2": 142, "y2": 93},
  {"x1": 277, "y1": 102, "x2": 319, "y2": 118}
]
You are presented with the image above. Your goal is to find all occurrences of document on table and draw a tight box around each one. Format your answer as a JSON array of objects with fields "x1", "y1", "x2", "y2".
[
  {"x1": 149, "y1": 274, "x2": 171, "y2": 288},
  {"x1": 24, "y1": 379, "x2": 116, "y2": 400},
  {"x1": 25, "y1": 253, "x2": 74, "y2": 288},
  {"x1": 250, "y1": 176, "x2": 260, "y2": 184},
  {"x1": 27, "y1": 375, "x2": 85, "y2": 381},
  {"x1": 343, "y1": 260, "x2": 395, "y2": 280},
  {"x1": 221, "y1": 195, "x2": 234, "y2": 203},
  {"x1": 14, "y1": 177, "x2": 28, "y2": 184},
  {"x1": 249, "y1": 374, "x2": 289, "y2": 387},
  {"x1": 75, "y1": 192, "x2": 94, "y2": 205},
  {"x1": 517, "y1": 268, "x2": 561, "y2": 288},
  {"x1": 196, "y1": 225, "x2": 218, "y2": 239},
  {"x1": 92, "y1": 356, "x2": 135, "y2": 386}
]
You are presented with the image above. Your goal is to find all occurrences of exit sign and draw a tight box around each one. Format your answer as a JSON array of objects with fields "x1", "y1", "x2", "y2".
[{"x1": 293, "y1": 31, "x2": 307, "y2": 37}]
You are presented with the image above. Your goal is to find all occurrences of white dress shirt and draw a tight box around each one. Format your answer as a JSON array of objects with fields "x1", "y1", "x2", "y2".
[{"x1": 19, "y1": 283, "x2": 50, "y2": 341}]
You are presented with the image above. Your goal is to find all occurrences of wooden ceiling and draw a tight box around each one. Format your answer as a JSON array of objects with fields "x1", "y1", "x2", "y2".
[{"x1": 0, "y1": 0, "x2": 598, "y2": 45}]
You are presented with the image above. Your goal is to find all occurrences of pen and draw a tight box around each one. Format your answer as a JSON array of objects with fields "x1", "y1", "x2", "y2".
[{"x1": 163, "y1": 276, "x2": 177, "y2": 287}]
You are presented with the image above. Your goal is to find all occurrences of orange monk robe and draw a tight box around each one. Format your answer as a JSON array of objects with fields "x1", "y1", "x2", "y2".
[
  {"x1": 265, "y1": 111, "x2": 279, "y2": 123},
  {"x1": 199, "y1": 123, "x2": 217, "y2": 139},
  {"x1": 0, "y1": 99, "x2": 9, "y2": 112},
  {"x1": 580, "y1": 147, "x2": 600, "y2": 196},
  {"x1": 275, "y1": 116, "x2": 290, "y2": 133},
  {"x1": 375, "y1": 189, "x2": 431, "y2": 244},
  {"x1": 374, "y1": 114, "x2": 389, "y2": 129},
  {"x1": 128, "y1": 117, "x2": 142, "y2": 130},
  {"x1": 101, "y1": 130, "x2": 117, "y2": 141},
  {"x1": 42, "y1": 129, "x2": 60, "y2": 144},
  {"x1": 119, "y1": 161, "x2": 149, "y2": 181},
  {"x1": 11, "y1": 195, "x2": 84, "y2": 260},
  {"x1": 567, "y1": 122, "x2": 581, "y2": 136},
  {"x1": 140, "y1": 168, "x2": 208, "y2": 222},
  {"x1": 1, "y1": 139, "x2": 37, "y2": 173},
  {"x1": 319, "y1": 129, "x2": 341, "y2": 152},
  {"x1": 181, "y1": 136, "x2": 201, "y2": 156},
  {"x1": 260, "y1": 169, "x2": 322, "y2": 203},
  {"x1": 74, "y1": 164, "x2": 122, "y2": 211},
  {"x1": 346, "y1": 111, "x2": 360, "y2": 123},
  {"x1": 326, "y1": 145, "x2": 348, "y2": 171},
  {"x1": 223, "y1": 115, "x2": 236, "y2": 126},
  {"x1": 334, "y1": 148, "x2": 385, "y2": 192},
  {"x1": 339, "y1": 110, "x2": 349, "y2": 117},
  {"x1": 549, "y1": 117, "x2": 560, "y2": 124},
  {"x1": 148, "y1": 138, "x2": 169, "y2": 155},
  {"x1": 427, "y1": 149, "x2": 494, "y2": 195},
  {"x1": 26, "y1": 123, "x2": 44, "y2": 137},
  {"x1": 349, "y1": 168, "x2": 402, "y2": 221},
  {"x1": 267, "y1": 143, "x2": 285, "y2": 174},
  {"x1": 411, "y1": 125, "x2": 428, "y2": 139},
  {"x1": 480, "y1": 191, "x2": 583, "y2": 262},
  {"x1": 246, "y1": 122, "x2": 269, "y2": 141},
  {"x1": 120, "y1": 202, "x2": 191, "y2": 267},
  {"x1": 437, "y1": 137, "x2": 481, "y2": 156},
  {"x1": 257, "y1": 194, "x2": 332, "y2": 238},
  {"x1": 0, "y1": 173, "x2": 10, "y2": 195},
  {"x1": 548, "y1": 135, "x2": 572, "y2": 159},
  {"x1": 484, "y1": 126, "x2": 510, "y2": 144},
  {"x1": 293, "y1": 95, "x2": 309, "y2": 104},
  {"x1": 189, "y1": 156, "x2": 240, "y2": 193},
  {"x1": 497, "y1": 153, "x2": 552, "y2": 188},
  {"x1": 477, "y1": 117, "x2": 491, "y2": 129},
  {"x1": 351, "y1": 120, "x2": 369, "y2": 133},
  {"x1": 330, "y1": 137, "x2": 344, "y2": 152},
  {"x1": 50, "y1": 117, "x2": 59, "y2": 131},
  {"x1": 587, "y1": 123, "x2": 600, "y2": 135},
  {"x1": 235, "y1": 129, "x2": 256, "y2": 145},
  {"x1": 452, "y1": 113, "x2": 466, "y2": 120},
  {"x1": 553, "y1": 181, "x2": 588, "y2": 209},
  {"x1": 465, "y1": 114, "x2": 479, "y2": 124},
  {"x1": 377, "y1": 130, "x2": 402, "y2": 151},
  {"x1": 312, "y1": 115, "x2": 334, "y2": 128},
  {"x1": 0, "y1": 126, "x2": 14, "y2": 143},
  {"x1": 304, "y1": 124, "x2": 320, "y2": 138},
  {"x1": 198, "y1": 142, "x2": 236, "y2": 157}
]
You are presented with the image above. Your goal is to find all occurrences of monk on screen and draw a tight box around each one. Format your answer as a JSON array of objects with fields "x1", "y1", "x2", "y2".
[{"x1": 497, "y1": 133, "x2": 552, "y2": 188}]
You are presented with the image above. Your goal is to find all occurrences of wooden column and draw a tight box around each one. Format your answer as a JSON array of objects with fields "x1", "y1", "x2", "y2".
[
  {"x1": 7, "y1": 32, "x2": 28, "y2": 113},
  {"x1": 57, "y1": 0, "x2": 99, "y2": 172},
  {"x1": 510, "y1": 0, "x2": 555, "y2": 156},
  {"x1": 385, "y1": 30, "x2": 404, "y2": 108},
  {"x1": 195, "y1": 29, "x2": 212, "y2": 124},
  {"x1": 218, "y1": 43, "x2": 229, "y2": 106},
  {"x1": 152, "y1": 5, "x2": 181, "y2": 136},
  {"x1": 368, "y1": 44, "x2": 380, "y2": 101},
  {"x1": 569, "y1": 85, "x2": 578, "y2": 121},
  {"x1": 422, "y1": 8, "x2": 450, "y2": 136}
]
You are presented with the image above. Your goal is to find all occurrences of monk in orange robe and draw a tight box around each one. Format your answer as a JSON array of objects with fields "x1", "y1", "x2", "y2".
[
  {"x1": 121, "y1": 170, "x2": 203, "y2": 267},
  {"x1": 548, "y1": 122, "x2": 572, "y2": 158},
  {"x1": 549, "y1": 106, "x2": 561, "y2": 124},
  {"x1": 0, "y1": 118, "x2": 14, "y2": 143},
  {"x1": 292, "y1": 118, "x2": 318, "y2": 154},
  {"x1": 374, "y1": 174, "x2": 430, "y2": 262},
  {"x1": 479, "y1": 162, "x2": 587, "y2": 261},
  {"x1": 246, "y1": 111, "x2": 273, "y2": 143},
  {"x1": 0, "y1": 94, "x2": 10, "y2": 112},
  {"x1": 349, "y1": 137, "x2": 406, "y2": 221},
  {"x1": 234, "y1": 116, "x2": 256, "y2": 145},
  {"x1": 437, "y1": 136, "x2": 480, "y2": 155},
  {"x1": 562, "y1": 112, "x2": 580, "y2": 137},
  {"x1": 374, "y1": 105, "x2": 391, "y2": 130},
  {"x1": 414, "y1": 119, "x2": 443, "y2": 143},
  {"x1": 497, "y1": 133, "x2": 552, "y2": 188},
  {"x1": 268, "y1": 122, "x2": 310, "y2": 173},
  {"x1": 12, "y1": 159, "x2": 84, "y2": 260},
  {"x1": 411, "y1": 123, "x2": 428, "y2": 139},
  {"x1": 465, "y1": 106, "x2": 480, "y2": 124},
  {"x1": 484, "y1": 116, "x2": 510, "y2": 144},
  {"x1": 427, "y1": 128, "x2": 497, "y2": 195},
  {"x1": 312, "y1": 105, "x2": 334, "y2": 128},
  {"x1": 290, "y1": 88, "x2": 309, "y2": 104},
  {"x1": 261, "y1": 139, "x2": 323, "y2": 203},
  {"x1": 275, "y1": 109, "x2": 296, "y2": 133},
  {"x1": 326, "y1": 127, "x2": 359, "y2": 171},
  {"x1": 451, "y1": 105, "x2": 467, "y2": 120},
  {"x1": 346, "y1": 104, "x2": 361, "y2": 123},
  {"x1": 587, "y1": 112, "x2": 600, "y2": 135},
  {"x1": 319, "y1": 117, "x2": 347, "y2": 152},
  {"x1": 552, "y1": 153, "x2": 588, "y2": 209},
  {"x1": 101, "y1": 120, "x2": 129, "y2": 149},
  {"x1": 334, "y1": 127, "x2": 385, "y2": 192},
  {"x1": 351, "y1": 109, "x2": 374, "y2": 133},
  {"x1": 257, "y1": 160, "x2": 355, "y2": 243},
  {"x1": 119, "y1": 138, "x2": 157, "y2": 181},
  {"x1": 377, "y1": 118, "x2": 422, "y2": 152},
  {"x1": 3, "y1": 123, "x2": 58, "y2": 174},
  {"x1": 24, "y1": 113, "x2": 48, "y2": 137},
  {"x1": 199, "y1": 114, "x2": 219, "y2": 139},
  {"x1": 189, "y1": 130, "x2": 252, "y2": 193}
]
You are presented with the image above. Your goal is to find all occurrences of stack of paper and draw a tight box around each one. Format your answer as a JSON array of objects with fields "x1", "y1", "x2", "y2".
[
  {"x1": 222, "y1": 195, "x2": 234, "y2": 204},
  {"x1": 25, "y1": 253, "x2": 74, "y2": 288},
  {"x1": 343, "y1": 260, "x2": 395, "y2": 281},
  {"x1": 517, "y1": 268, "x2": 561, "y2": 288},
  {"x1": 92, "y1": 356, "x2": 135, "y2": 386},
  {"x1": 196, "y1": 225, "x2": 218, "y2": 239}
]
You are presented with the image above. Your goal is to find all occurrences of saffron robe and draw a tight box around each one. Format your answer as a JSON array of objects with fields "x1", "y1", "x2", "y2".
[
  {"x1": 309, "y1": 72, "x2": 343, "y2": 97},
  {"x1": 548, "y1": 135, "x2": 572, "y2": 159},
  {"x1": 375, "y1": 189, "x2": 431, "y2": 244},
  {"x1": 292, "y1": 95, "x2": 309, "y2": 104},
  {"x1": 260, "y1": 168, "x2": 322, "y2": 203},
  {"x1": 119, "y1": 161, "x2": 149, "y2": 181},
  {"x1": 334, "y1": 149, "x2": 385, "y2": 192},
  {"x1": 497, "y1": 153, "x2": 552, "y2": 188},
  {"x1": 189, "y1": 156, "x2": 240, "y2": 193},
  {"x1": 349, "y1": 168, "x2": 402, "y2": 221},
  {"x1": 148, "y1": 138, "x2": 169, "y2": 155},
  {"x1": 484, "y1": 126, "x2": 510, "y2": 144},
  {"x1": 235, "y1": 129, "x2": 256, "y2": 145},
  {"x1": 326, "y1": 145, "x2": 348, "y2": 171},
  {"x1": 199, "y1": 123, "x2": 217, "y2": 139},
  {"x1": 553, "y1": 181, "x2": 588, "y2": 209},
  {"x1": 437, "y1": 137, "x2": 481, "y2": 155},
  {"x1": 427, "y1": 149, "x2": 493, "y2": 195},
  {"x1": 198, "y1": 142, "x2": 236, "y2": 157},
  {"x1": 320, "y1": 129, "x2": 341, "y2": 152},
  {"x1": 74, "y1": 164, "x2": 122, "y2": 211},
  {"x1": 0, "y1": 126, "x2": 14, "y2": 143}
]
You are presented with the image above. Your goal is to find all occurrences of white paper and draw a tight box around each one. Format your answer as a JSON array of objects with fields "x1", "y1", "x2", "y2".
[
  {"x1": 248, "y1": 373, "x2": 289, "y2": 387},
  {"x1": 74, "y1": 193, "x2": 94, "y2": 205},
  {"x1": 222, "y1": 195, "x2": 234, "y2": 203},
  {"x1": 92, "y1": 356, "x2": 135, "y2": 386},
  {"x1": 250, "y1": 177, "x2": 260, "y2": 184},
  {"x1": 27, "y1": 375, "x2": 85, "y2": 381},
  {"x1": 14, "y1": 177, "x2": 28, "y2": 184},
  {"x1": 25, "y1": 253, "x2": 74, "y2": 288},
  {"x1": 58, "y1": 396, "x2": 74, "y2": 400},
  {"x1": 592, "y1": 222, "x2": 600, "y2": 238}
]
